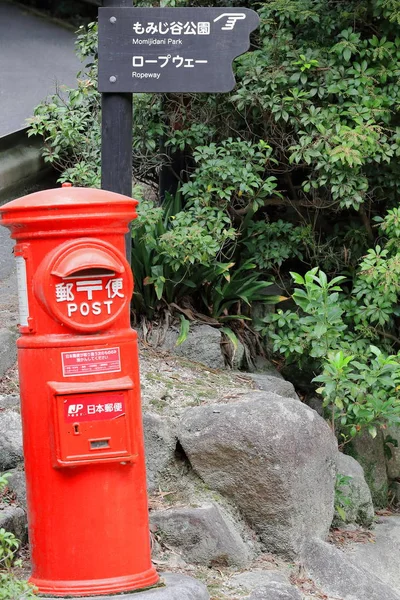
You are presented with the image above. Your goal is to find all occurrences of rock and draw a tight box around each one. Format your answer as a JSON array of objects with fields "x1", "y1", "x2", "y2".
[
  {"x1": 343, "y1": 516, "x2": 400, "y2": 592},
  {"x1": 0, "y1": 328, "x2": 17, "y2": 379},
  {"x1": 304, "y1": 537, "x2": 400, "y2": 600},
  {"x1": 246, "y1": 355, "x2": 283, "y2": 377},
  {"x1": 335, "y1": 453, "x2": 374, "y2": 527},
  {"x1": 221, "y1": 336, "x2": 245, "y2": 370},
  {"x1": 280, "y1": 362, "x2": 317, "y2": 394},
  {"x1": 349, "y1": 430, "x2": 388, "y2": 508},
  {"x1": 159, "y1": 323, "x2": 246, "y2": 370},
  {"x1": 252, "y1": 299, "x2": 276, "y2": 322},
  {"x1": 248, "y1": 374, "x2": 298, "y2": 400},
  {"x1": 249, "y1": 584, "x2": 302, "y2": 600},
  {"x1": 229, "y1": 571, "x2": 301, "y2": 600},
  {"x1": 6, "y1": 468, "x2": 27, "y2": 510},
  {"x1": 229, "y1": 571, "x2": 289, "y2": 591},
  {"x1": 0, "y1": 506, "x2": 27, "y2": 544},
  {"x1": 160, "y1": 325, "x2": 225, "y2": 369},
  {"x1": 0, "y1": 394, "x2": 20, "y2": 412},
  {"x1": 143, "y1": 412, "x2": 176, "y2": 493},
  {"x1": 0, "y1": 410, "x2": 23, "y2": 470},
  {"x1": 43, "y1": 573, "x2": 210, "y2": 600},
  {"x1": 150, "y1": 502, "x2": 251, "y2": 567},
  {"x1": 178, "y1": 392, "x2": 337, "y2": 558},
  {"x1": 392, "y1": 481, "x2": 400, "y2": 504},
  {"x1": 305, "y1": 395, "x2": 324, "y2": 417},
  {"x1": 385, "y1": 425, "x2": 400, "y2": 480}
]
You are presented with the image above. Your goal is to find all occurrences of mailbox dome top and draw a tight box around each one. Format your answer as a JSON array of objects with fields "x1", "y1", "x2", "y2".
[
  {"x1": 0, "y1": 186, "x2": 138, "y2": 210},
  {"x1": 0, "y1": 187, "x2": 138, "y2": 240}
]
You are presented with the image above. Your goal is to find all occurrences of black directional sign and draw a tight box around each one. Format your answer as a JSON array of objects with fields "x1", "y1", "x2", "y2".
[{"x1": 98, "y1": 7, "x2": 260, "y2": 93}]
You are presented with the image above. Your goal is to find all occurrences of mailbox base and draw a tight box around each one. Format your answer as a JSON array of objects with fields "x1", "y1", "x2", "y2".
[
  {"x1": 30, "y1": 567, "x2": 159, "y2": 597},
  {"x1": 37, "y1": 573, "x2": 209, "y2": 600}
]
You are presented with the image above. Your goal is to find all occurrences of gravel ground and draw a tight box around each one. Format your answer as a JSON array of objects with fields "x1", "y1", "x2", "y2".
[
  {"x1": 0, "y1": 344, "x2": 256, "y2": 403},
  {"x1": 139, "y1": 346, "x2": 256, "y2": 417}
]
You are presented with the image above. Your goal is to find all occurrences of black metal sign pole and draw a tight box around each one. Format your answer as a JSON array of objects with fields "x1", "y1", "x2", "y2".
[{"x1": 101, "y1": 0, "x2": 133, "y2": 262}]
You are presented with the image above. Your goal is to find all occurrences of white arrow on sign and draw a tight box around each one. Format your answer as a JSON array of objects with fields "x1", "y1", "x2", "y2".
[{"x1": 213, "y1": 13, "x2": 247, "y2": 30}]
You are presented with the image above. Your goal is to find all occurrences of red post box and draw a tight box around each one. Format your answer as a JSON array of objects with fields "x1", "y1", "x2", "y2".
[{"x1": 0, "y1": 187, "x2": 159, "y2": 596}]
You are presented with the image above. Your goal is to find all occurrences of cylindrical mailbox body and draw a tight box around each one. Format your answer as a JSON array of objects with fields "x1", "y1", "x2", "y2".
[{"x1": 0, "y1": 188, "x2": 158, "y2": 596}]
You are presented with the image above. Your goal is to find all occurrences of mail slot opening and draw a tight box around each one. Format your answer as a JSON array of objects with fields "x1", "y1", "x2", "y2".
[
  {"x1": 64, "y1": 268, "x2": 115, "y2": 280},
  {"x1": 90, "y1": 439, "x2": 110, "y2": 450},
  {"x1": 51, "y1": 246, "x2": 125, "y2": 279}
]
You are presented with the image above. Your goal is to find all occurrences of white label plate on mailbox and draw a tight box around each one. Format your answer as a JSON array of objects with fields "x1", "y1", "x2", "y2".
[
  {"x1": 61, "y1": 347, "x2": 122, "y2": 377},
  {"x1": 15, "y1": 255, "x2": 29, "y2": 327}
]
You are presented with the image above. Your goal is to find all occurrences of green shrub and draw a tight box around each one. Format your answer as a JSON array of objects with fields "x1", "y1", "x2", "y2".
[
  {"x1": 0, "y1": 574, "x2": 36, "y2": 600},
  {"x1": 131, "y1": 192, "x2": 282, "y2": 327},
  {"x1": 0, "y1": 475, "x2": 35, "y2": 599},
  {"x1": 314, "y1": 347, "x2": 400, "y2": 439},
  {"x1": 28, "y1": 1, "x2": 400, "y2": 278},
  {"x1": 28, "y1": 1, "x2": 400, "y2": 361},
  {"x1": 334, "y1": 474, "x2": 354, "y2": 523},
  {"x1": 261, "y1": 205, "x2": 400, "y2": 443}
]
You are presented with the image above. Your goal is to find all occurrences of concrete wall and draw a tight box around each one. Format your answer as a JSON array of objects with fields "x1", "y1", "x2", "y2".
[{"x1": 0, "y1": 128, "x2": 52, "y2": 203}]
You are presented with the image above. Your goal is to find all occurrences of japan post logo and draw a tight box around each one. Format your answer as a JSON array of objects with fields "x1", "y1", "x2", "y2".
[{"x1": 67, "y1": 404, "x2": 84, "y2": 416}]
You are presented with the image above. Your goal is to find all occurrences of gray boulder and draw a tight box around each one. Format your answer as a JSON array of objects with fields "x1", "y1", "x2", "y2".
[
  {"x1": 6, "y1": 468, "x2": 27, "y2": 510},
  {"x1": 220, "y1": 332, "x2": 246, "y2": 369},
  {"x1": 350, "y1": 430, "x2": 388, "y2": 508},
  {"x1": 0, "y1": 394, "x2": 20, "y2": 412},
  {"x1": 229, "y1": 571, "x2": 289, "y2": 591},
  {"x1": 335, "y1": 453, "x2": 374, "y2": 527},
  {"x1": 160, "y1": 325, "x2": 225, "y2": 369},
  {"x1": 159, "y1": 324, "x2": 246, "y2": 370},
  {"x1": 248, "y1": 374, "x2": 298, "y2": 400},
  {"x1": 179, "y1": 392, "x2": 337, "y2": 558},
  {"x1": 304, "y1": 537, "x2": 400, "y2": 600},
  {"x1": 246, "y1": 356, "x2": 284, "y2": 376},
  {"x1": 281, "y1": 363, "x2": 316, "y2": 394},
  {"x1": 150, "y1": 502, "x2": 251, "y2": 567},
  {"x1": 343, "y1": 516, "x2": 400, "y2": 592},
  {"x1": 0, "y1": 328, "x2": 17, "y2": 379},
  {"x1": 393, "y1": 481, "x2": 400, "y2": 504},
  {"x1": 143, "y1": 412, "x2": 176, "y2": 493},
  {"x1": 252, "y1": 299, "x2": 276, "y2": 322},
  {"x1": 0, "y1": 506, "x2": 27, "y2": 544},
  {"x1": 385, "y1": 425, "x2": 400, "y2": 481},
  {"x1": 228, "y1": 571, "x2": 302, "y2": 600},
  {"x1": 0, "y1": 410, "x2": 23, "y2": 469},
  {"x1": 249, "y1": 584, "x2": 302, "y2": 600},
  {"x1": 306, "y1": 395, "x2": 324, "y2": 417}
]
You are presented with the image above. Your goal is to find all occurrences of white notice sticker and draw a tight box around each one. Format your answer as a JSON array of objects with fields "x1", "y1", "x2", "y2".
[{"x1": 15, "y1": 256, "x2": 29, "y2": 327}]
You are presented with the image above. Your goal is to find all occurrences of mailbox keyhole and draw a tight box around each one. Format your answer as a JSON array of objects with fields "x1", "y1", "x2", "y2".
[{"x1": 73, "y1": 424, "x2": 80, "y2": 435}]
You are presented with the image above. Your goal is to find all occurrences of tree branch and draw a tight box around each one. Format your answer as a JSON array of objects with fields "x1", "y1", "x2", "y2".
[
  {"x1": 359, "y1": 205, "x2": 374, "y2": 242},
  {"x1": 377, "y1": 330, "x2": 400, "y2": 346}
]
